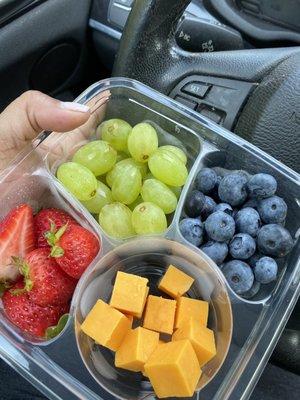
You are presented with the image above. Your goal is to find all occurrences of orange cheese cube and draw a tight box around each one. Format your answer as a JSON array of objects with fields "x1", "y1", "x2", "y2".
[
  {"x1": 115, "y1": 327, "x2": 159, "y2": 372},
  {"x1": 142, "y1": 340, "x2": 166, "y2": 377},
  {"x1": 110, "y1": 271, "x2": 149, "y2": 318},
  {"x1": 175, "y1": 296, "x2": 208, "y2": 329},
  {"x1": 144, "y1": 339, "x2": 201, "y2": 398},
  {"x1": 124, "y1": 314, "x2": 134, "y2": 327},
  {"x1": 143, "y1": 295, "x2": 176, "y2": 335},
  {"x1": 81, "y1": 299, "x2": 131, "y2": 351},
  {"x1": 158, "y1": 265, "x2": 194, "y2": 298},
  {"x1": 172, "y1": 318, "x2": 216, "y2": 367}
]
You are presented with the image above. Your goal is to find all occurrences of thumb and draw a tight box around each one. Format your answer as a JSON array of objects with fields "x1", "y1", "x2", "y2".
[{"x1": 0, "y1": 90, "x2": 90, "y2": 147}]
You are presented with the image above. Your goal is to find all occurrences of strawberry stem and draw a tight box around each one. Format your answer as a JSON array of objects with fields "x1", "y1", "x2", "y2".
[
  {"x1": 10, "y1": 257, "x2": 33, "y2": 295},
  {"x1": 50, "y1": 245, "x2": 64, "y2": 258}
]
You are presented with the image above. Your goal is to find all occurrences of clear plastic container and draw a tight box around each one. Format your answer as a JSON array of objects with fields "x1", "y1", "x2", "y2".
[{"x1": 0, "y1": 78, "x2": 299, "y2": 400}]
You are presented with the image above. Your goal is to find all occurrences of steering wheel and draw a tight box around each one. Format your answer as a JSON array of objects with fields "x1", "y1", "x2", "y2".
[{"x1": 113, "y1": 0, "x2": 300, "y2": 173}]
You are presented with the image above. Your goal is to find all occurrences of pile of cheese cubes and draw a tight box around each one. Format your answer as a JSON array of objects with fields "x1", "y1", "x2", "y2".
[{"x1": 81, "y1": 265, "x2": 216, "y2": 398}]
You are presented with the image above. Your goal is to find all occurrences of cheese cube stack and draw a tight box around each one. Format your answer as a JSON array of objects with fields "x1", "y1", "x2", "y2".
[
  {"x1": 173, "y1": 318, "x2": 216, "y2": 367},
  {"x1": 80, "y1": 267, "x2": 217, "y2": 399}
]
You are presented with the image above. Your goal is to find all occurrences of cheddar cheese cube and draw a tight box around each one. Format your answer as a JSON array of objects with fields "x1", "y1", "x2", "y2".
[
  {"x1": 142, "y1": 340, "x2": 166, "y2": 377},
  {"x1": 81, "y1": 299, "x2": 131, "y2": 351},
  {"x1": 175, "y1": 296, "x2": 208, "y2": 329},
  {"x1": 158, "y1": 265, "x2": 194, "y2": 298},
  {"x1": 124, "y1": 314, "x2": 134, "y2": 327},
  {"x1": 110, "y1": 271, "x2": 149, "y2": 318},
  {"x1": 143, "y1": 295, "x2": 176, "y2": 335},
  {"x1": 172, "y1": 318, "x2": 216, "y2": 367},
  {"x1": 144, "y1": 339, "x2": 201, "y2": 398},
  {"x1": 115, "y1": 327, "x2": 159, "y2": 372}
]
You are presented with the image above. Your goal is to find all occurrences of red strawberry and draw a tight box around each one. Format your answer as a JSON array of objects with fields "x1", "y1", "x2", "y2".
[
  {"x1": 34, "y1": 208, "x2": 76, "y2": 248},
  {"x1": 0, "y1": 204, "x2": 36, "y2": 282},
  {"x1": 2, "y1": 281, "x2": 69, "y2": 337},
  {"x1": 49, "y1": 224, "x2": 100, "y2": 279},
  {"x1": 13, "y1": 248, "x2": 77, "y2": 307}
]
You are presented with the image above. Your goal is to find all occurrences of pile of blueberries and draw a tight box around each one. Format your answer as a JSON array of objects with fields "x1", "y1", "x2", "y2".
[{"x1": 179, "y1": 168, "x2": 294, "y2": 298}]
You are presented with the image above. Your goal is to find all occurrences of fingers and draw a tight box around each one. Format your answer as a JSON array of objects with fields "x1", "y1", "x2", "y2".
[{"x1": 0, "y1": 90, "x2": 90, "y2": 146}]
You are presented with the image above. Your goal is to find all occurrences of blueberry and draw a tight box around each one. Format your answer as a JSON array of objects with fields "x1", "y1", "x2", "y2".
[
  {"x1": 195, "y1": 168, "x2": 218, "y2": 194},
  {"x1": 184, "y1": 190, "x2": 206, "y2": 218},
  {"x1": 248, "y1": 252, "x2": 263, "y2": 268},
  {"x1": 200, "y1": 241, "x2": 228, "y2": 265},
  {"x1": 179, "y1": 218, "x2": 203, "y2": 247},
  {"x1": 254, "y1": 256, "x2": 278, "y2": 283},
  {"x1": 247, "y1": 173, "x2": 277, "y2": 199},
  {"x1": 241, "y1": 281, "x2": 261, "y2": 299},
  {"x1": 205, "y1": 211, "x2": 235, "y2": 242},
  {"x1": 201, "y1": 196, "x2": 217, "y2": 219},
  {"x1": 257, "y1": 195, "x2": 287, "y2": 224},
  {"x1": 222, "y1": 260, "x2": 254, "y2": 295},
  {"x1": 257, "y1": 224, "x2": 293, "y2": 257},
  {"x1": 235, "y1": 207, "x2": 261, "y2": 237},
  {"x1": 214, "y1": 203, "x2": 233, "y2": 216},
  {"x1": 242, "y1": 198, "x2": 258, "y2": 210},
  {"x1": 229, "y1": 233, "x2": 256, "y2": 260},
  {"x1": 218, "y1": 173, "x2": 248, "y2": 206}
]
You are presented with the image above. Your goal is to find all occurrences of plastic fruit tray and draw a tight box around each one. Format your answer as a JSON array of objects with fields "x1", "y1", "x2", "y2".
[{"x1": 0, "y1": 78, "x2": 299, "y2": 400}]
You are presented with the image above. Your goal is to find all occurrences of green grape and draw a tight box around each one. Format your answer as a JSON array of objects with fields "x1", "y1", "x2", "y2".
[
  {"x1": 81, "y1": 181, "x2": 113, "y2": 213},
  {"x1": 57, "y1": 162, "x2": 97, "y2": 201},
  {"x1": 99, "y1": 203, "x2": 135, "y2": 239},
  {"x1": 127, "y1": 122, "x2": 158, "y2": 163},
  {"x1": 168, "y1": 185, "x2": 182, "y2": 199},
  {"x1": 72, "y1": 140, "x2": 117, "y2": 176},
  {"x1": 116, "y1": 152, "x2": 129, "y2": 163},
  {"x1": 148, "y1": 149, "x2": 188, "y2": 187},
  {"x1": 158, "y1": 145, "x2": 187, "y2": 165},
  {"x1": 141, "y1": 179, "x2": 177, "y2": 214},
  {"x1": 132, "y1": 202, "x2": 167, "y2": 235},
  {"x1": 112, "y1": 163, "x2": 142, "y2": 205},
  {"x1": 106, "y1": 158, "x2": 146, "y2": 187},
  {"x1": 98, "y1": 119, "x2": 132, "y2": 152},
  {"x1": 128, "y1": 195, "x2": 143, "y2": 211}
]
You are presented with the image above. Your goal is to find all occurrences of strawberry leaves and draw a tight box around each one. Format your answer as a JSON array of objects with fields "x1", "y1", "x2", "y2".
[
  {"x1": 10, "y1": 256, "x2": 33, "y2": 295},
  {"x1": 45, "y1": 220, "x2": 68, "y2": 258},
  {"x1": 45, "y1": 313, "x2": 69, "y2": 339}
]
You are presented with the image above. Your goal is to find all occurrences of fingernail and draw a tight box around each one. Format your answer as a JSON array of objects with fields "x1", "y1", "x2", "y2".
[{"x1": 60, "y1": 101, "x2": 90, "y2": 113}]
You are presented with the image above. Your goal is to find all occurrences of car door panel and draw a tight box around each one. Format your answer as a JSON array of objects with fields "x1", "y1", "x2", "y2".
[{"x1": 0, "y1": 0, "x2": 91, "y2": 110}]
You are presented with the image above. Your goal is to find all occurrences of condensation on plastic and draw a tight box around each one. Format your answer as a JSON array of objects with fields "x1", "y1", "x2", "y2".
[{"x1": 0, "y1": 78, "x2": 299, "y2": 400}]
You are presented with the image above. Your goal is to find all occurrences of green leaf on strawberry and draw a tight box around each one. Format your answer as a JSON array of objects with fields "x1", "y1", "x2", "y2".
[
  {"x1": 45, "y1": 313, "x2": 70, "y2": 339},
  {"x1": 10, "y1": 256, "x2": 33, "y2": 295},
  {"x1": 0, "y1": 282, "x2": 11, "y2": 297},
  {"x1": 45, "y1": 221, "x2": 68, "y2": 258}
]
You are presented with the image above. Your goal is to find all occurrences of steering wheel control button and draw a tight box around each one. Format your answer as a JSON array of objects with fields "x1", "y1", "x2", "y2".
[
  {"x1": 174, "y1": 96, "x2": 198, "y2": 110},
  {"x1": 170, "y1": 75, "x2": 254, "y2": 130},
  {"x1": 175, "y1": 15, "x2": 244, "y2": 53},
  {"x1": 108, "y1": 0, "x2": 131, "y2": 29},
  {"x1": 182, "y1": 82, "x2": 210, "y2": 99},
  {"x1": 198, "y1": 105, "x2": 225, "y2": 124}
]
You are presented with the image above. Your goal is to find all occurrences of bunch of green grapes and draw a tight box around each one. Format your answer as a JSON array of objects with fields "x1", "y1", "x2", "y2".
[{"x1": 57, "y1": 119, "x2": 189, "y2": 239}]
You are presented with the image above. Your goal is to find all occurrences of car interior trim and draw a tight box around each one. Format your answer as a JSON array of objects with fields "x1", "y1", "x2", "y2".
[{"x1": 89, "y1": 18, "x2": 122, "y2": 40}]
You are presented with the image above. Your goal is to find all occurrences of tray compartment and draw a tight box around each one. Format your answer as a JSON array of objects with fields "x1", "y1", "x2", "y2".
[{"x1": 0, "y1": 78, "x2": 299, "y2": 400}]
